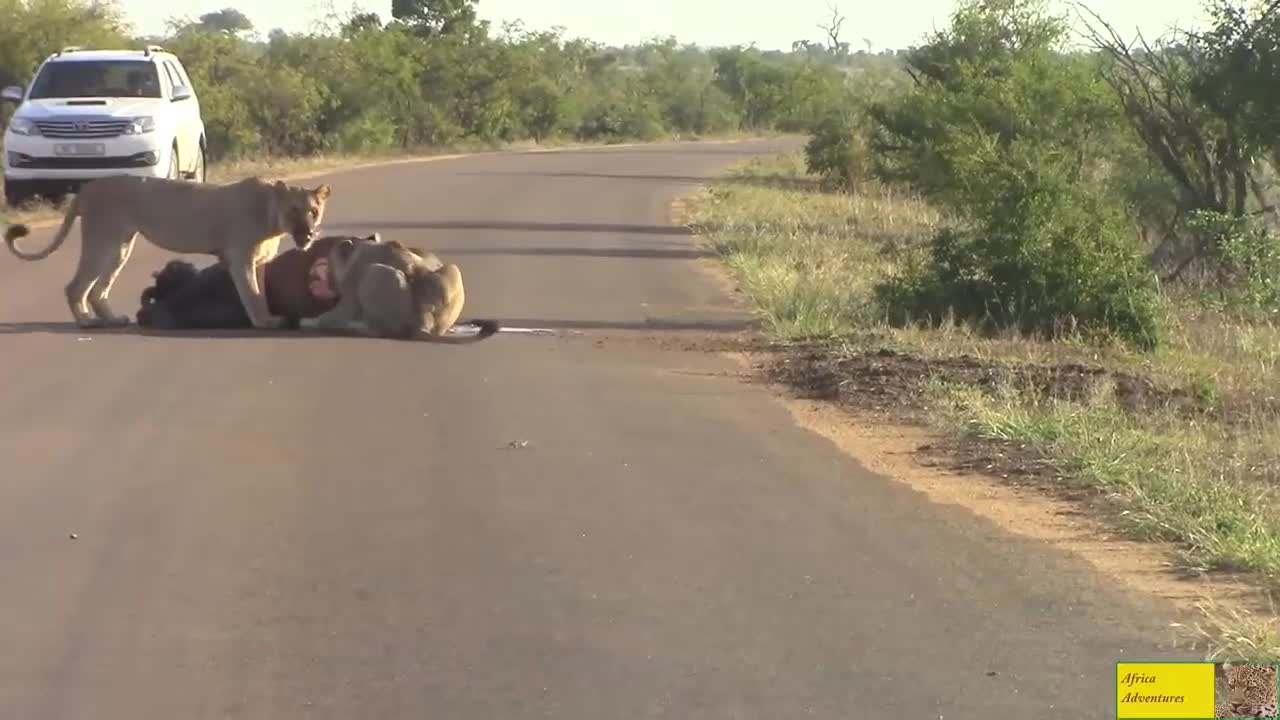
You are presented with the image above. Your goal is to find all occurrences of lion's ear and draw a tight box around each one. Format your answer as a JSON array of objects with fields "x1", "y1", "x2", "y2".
[
  {"x1": 365, "y1": 232, "x2": 381, "y2": 243},
  {"x1": 314, "y1": 184, "x2": 331, "y2": 199}
]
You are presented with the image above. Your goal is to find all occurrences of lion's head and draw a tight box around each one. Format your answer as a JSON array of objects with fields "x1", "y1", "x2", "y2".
[{"x1": 272, "y1": 181, "x2": 331, "y2": 248}]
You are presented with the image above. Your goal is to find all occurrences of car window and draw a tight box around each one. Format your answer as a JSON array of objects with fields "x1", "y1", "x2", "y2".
[
  {"x1": 170, "y1": 61, "x2": 194, "y2": 90},
  {"x1": 161, "y1": 61, "x2": 181, "y2": 92},
  {"x1": 28, "y1": 60, "x2": 162, "y2": 99}
]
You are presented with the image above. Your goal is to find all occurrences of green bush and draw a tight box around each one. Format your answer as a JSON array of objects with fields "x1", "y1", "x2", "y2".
[
  {"x1": 866, "y1": 0, "x2": 1122, "y2": 201},
  {"x1": 803, "y1": 111, "x2": 870, "y2": 190},
  {"x1": 1186, "y1": 210, "x2": 1280, "y2": 314},
  {"x1": 874, "y1": 140, "x2": 1163, "y2": 350},
  {"x1": 575, "y1": 89, "x2": 665, "y2": 142},
  {"x1": 833, "y1": 0, "x2": 1165, "y2": 350}
]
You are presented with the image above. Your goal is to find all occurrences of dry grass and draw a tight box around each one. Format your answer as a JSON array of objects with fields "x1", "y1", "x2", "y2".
[
  {"x1": 691, "y1": 152, "x2": 942, "y2": 338},
  {"x1": 927, "y1": 381, "x2": 1280, "y2": 581},
  {"x1": 688, "y1": 149, "x2": 1280, "y2": 660},
  {"x1": 1192, "y1": 594, "x2": 1280, "y2": 661}
]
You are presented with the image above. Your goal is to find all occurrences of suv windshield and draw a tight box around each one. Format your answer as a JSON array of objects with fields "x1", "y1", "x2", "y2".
[{"x1": 28, "y1": 60, "x2": 161, "y2": 99}]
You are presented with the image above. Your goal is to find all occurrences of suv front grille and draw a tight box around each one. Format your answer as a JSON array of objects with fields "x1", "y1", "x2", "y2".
[
  {"x1": 34, "y1": 119, "x2": 131, "y2": 139},
  {"x1": 9, "y1": 151, "x2": 158, "y2": 169}
]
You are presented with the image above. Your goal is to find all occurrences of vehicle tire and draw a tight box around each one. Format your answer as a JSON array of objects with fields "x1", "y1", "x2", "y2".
[
  {"x1": 187, "y1": 142, "x2": 206, "y2": 183},
  {"x1": 167, "y1": 143, "x2": 181, "y2": 180},
  {"x1": 4, "y1": 179, "x2": 34, "y2": 209}
]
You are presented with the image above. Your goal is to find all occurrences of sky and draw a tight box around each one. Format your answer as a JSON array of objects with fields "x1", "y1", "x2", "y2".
[{"x1": 118, "y1": 0, "x2": 1214, "y2": 51}]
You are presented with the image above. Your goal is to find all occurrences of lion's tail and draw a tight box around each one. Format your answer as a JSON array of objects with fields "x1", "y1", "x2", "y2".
[
  {"x1": 5, "y1": 194, "x2": 80, "y2": 261},
  {"x1": 461, "y1": 319, "x2": 500, "y2": 340},
  {"x1": 4, "y1": 223, "x2": 30, "y2": 246},
  {"x1": 416, "y1": 318, "x2": 501, "y2": 344}
]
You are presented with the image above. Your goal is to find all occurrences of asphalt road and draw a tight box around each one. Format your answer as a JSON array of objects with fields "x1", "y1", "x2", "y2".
[{"x1": 0, "y1": 139, "x2": 1195, "y2": 719}]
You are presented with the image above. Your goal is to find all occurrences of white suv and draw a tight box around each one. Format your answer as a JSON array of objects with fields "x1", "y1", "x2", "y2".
[{"x1": 1, "y1": 45, "x2": 207, "y2": 207}]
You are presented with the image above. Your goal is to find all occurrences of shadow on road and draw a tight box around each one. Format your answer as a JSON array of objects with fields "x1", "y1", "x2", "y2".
[
  {"x1": 457, "y1": 170, "x2": 713, "y2": 184},
  {"x1": 323, "y1": 220, "x2": 692, "y2": 236},
  {"x1": 422, "y1": 246, "x2": 715, "y2": 260},
  {"x1": 0, "y1": 322, "x2": 326, "y2": 340},
  {"x1": 455, "y1": 169, "x2": 823, "y2": 191},
  {"x1": 497, "y1": 317, "x2": 755, "y2": 333},
  {"x1": 0, "y1": 317, "x2": 755, "y2": 337},
  {"x1": 512, "y1": 146, "x2": 779, "y2": 157}
]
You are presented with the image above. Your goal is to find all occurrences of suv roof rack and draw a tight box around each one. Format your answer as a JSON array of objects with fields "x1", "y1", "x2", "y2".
[
  {"x1": 144, "y1": 45, "x2": 164, "y2": 56},
  {"x1": 56, "y1": 46, "x2": 83, "y2": 56}
]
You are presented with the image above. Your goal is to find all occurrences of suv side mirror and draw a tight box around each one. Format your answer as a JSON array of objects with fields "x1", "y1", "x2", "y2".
[
  {"x1": 170, "y1": 85, "x2": 192, "y2": 102},
  {"x1": 1, "y1": 86, "x2": 24, "y2": 103}
]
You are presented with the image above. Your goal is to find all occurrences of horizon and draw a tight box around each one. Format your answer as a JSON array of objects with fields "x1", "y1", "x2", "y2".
[{"x1": 115, "y1": 0, "x2": 1214, "y2": 51}]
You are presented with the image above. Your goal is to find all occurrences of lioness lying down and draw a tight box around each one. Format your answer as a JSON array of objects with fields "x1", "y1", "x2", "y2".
[
  {"x1": 138, "y1": 233, "x2": 499, "y2": 342},
  {"x1": 301, "y1": 233, "x2": 497, "y2": 341},
  {"x1": 4, "y1": 175, "x2": 331, "y2": 330}
]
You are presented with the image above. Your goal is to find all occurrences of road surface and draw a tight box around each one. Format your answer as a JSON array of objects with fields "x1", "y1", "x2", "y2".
[{"x1": 0, "y1": 139, "x2": 1193, "y2": 719}]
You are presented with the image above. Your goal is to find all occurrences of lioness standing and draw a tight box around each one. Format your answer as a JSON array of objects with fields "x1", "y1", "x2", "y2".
[{"x1": 3, "y1": 175, "x2": 331, "y2": 329}]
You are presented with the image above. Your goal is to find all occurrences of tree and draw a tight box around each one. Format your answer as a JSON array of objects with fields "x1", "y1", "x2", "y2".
[
  {"x1": 867, "y1": 0, "x2": 1112, "y2": 195},
  {"x1": 818, "y1": 3, "x2": 849, "y2": 57},
  {"x1": 1080, "y1": 0, "x2": 1280, "y2": 281},
  {"x1": 1, "y1": 0, "x2": 861, "y2": 198},
  {"x1": 0, "y1": 0, "x2": 131, "y2": 87},
  {"x1": 865, "y1": 0, "x2": 1162, "y2": 348},
  {"x1": 197, "y1": 8, "x2": 254, "y2": 35},
  {"x1": 390, "y1": 0, "x2": 477, "y2": 37},
  {"x1": 342, "y1": 11, "x2": 382, "y2": 37}
]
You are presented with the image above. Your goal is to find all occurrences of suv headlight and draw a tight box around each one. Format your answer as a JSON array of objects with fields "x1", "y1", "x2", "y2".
[
  {"x1": 7, "y1": 117, "x2": 40, "y2": 136},
  {"x1": 124, "y1": 116, "x2": 156, "y2": 135}
]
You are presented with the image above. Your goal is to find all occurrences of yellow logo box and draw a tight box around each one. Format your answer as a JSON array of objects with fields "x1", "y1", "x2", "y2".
[{"x1": 1115, "y1": 662, "x2": 1215, "y2": 719}]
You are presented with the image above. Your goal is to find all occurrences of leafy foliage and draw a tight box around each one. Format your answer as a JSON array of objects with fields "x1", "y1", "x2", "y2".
[
  {"x1": 852, "y1": 0, "x2": 1162, "y2": 347},
  {"x1": 803, "y1": 111, "x2": 870, "y2": 190},
  {"x1": 195, "y1": 8, "x2": 253, "y2": 35},
  {"x1": 1082, "y1": 0, "x2": 1280, "y2": 281},
  {"x1": 1185, "y1": 209, "x2": 1280, "y2": 314},
  {"x1": 0, "y1": 0, "x2": 865, "y2": 167},
  {"x1": 875, "y1": 136, "x2": 1163, "y2": 349}
]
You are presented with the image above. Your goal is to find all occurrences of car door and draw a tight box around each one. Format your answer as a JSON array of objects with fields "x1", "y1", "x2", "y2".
[
  {"x1": 171, "y1": 59, "x2": 204, "y2": 170},
  {"x1": 160, "y1": 60, "x2": 195, "y2": 172}
]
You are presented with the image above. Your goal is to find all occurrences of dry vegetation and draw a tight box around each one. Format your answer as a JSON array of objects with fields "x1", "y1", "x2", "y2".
[{"x1": 688, "y1": 151, "x2": 1280, "y2": 659}]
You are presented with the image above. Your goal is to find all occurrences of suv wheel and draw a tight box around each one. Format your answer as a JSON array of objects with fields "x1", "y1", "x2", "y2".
[
  {"x1": 4, "y1": 180, "x2": 34, "y2": 209},
  {"x1": 166, "y1": 144, "x2": 181, "y2": 180},
  {"x1": 187, "y1": 143, "x2": 206, "y2": 183}
]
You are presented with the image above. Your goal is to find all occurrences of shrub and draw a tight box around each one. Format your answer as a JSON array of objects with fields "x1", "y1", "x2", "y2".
[
  {"x1": 1186, "y1": 210, "x2": 1280, "y2": 314},
  {"x1": 804, "y1": 111, "x2": 870, "y2": 190},
  {"x1": 875, "y1": 138, "x2": 1163, "y2": 350}
]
